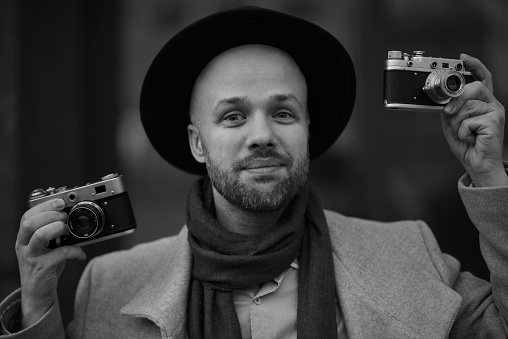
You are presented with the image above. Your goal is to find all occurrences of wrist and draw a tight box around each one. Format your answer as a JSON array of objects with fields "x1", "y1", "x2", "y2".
[
  {"x1": 21, "y1": 298, "x2": 53, "y2": 329},
  {"x1": 471, "y1": 169, "x2": 508, "y2": 188}
]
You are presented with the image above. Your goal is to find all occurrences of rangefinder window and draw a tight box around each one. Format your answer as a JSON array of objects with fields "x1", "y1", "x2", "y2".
[{"x1": 95, "y1": 185, "x2": 107, "y2": 194}]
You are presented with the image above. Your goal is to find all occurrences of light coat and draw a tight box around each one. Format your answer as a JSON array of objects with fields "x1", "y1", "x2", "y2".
[{"x1": 1, "y1": 175, "x2": 507, "y2": 338}]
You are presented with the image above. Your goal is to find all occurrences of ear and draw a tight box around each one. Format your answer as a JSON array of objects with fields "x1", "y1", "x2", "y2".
[{"x1": 187, "y1": 124, "x2": 206, "y2": 163}]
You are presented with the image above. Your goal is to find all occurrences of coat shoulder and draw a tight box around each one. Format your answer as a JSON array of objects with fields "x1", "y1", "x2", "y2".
[
  {"x1": 323, "y1": 209, "x2": 460, "y2": 285},
  {"x1": 324, "y1": 209, "x2": 424, "y2": 240},
  {"x1": 86, "y1": 227, "x2": 189, "y2": 291}
]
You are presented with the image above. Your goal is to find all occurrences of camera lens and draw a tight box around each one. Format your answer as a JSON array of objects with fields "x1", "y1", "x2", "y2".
[
  {"x1": 446, "y1": 75, "x2": 461, "y2": 92},
  {"x1": 423, "y1": 70, "x2": 466, "y2": 104},
  {"x1": 68, "y1": 201, "x2": 105, "y2": 238}
]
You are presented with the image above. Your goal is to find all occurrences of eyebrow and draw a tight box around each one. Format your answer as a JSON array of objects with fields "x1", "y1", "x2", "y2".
[
  {"x1": 214, "y1": 96, "x2": 248, "y2": 110},
  {"x1": 214, "y1": 93, "x2": 305, "y2": 111},
  {"x1": 270, "y1": 93, "x2": 305, "y2": 110}
]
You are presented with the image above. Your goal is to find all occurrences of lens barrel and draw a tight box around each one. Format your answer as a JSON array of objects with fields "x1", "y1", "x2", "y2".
[
  {"x1": 423, "y1": 70, "x2": 466, "y2": 104},
  {"x1": 67, "y1": 201, "x2": 105, "y2": 238}
]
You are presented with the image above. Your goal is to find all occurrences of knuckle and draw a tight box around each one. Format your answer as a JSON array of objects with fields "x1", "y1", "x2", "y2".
[
  {"x1": 21, "y1": 218, "x2": 34, "y2": 232},
  {"x1": 60, "y1": 246, "x2": 71, "y2": 257},
  {"x1": 52, "y1": 211, "x2": 64, "y2": 221},
  {"x1": 20, "y1": 211, "x2": 30, "y2": 224},
  {"x1": 15, "y1": 242, "x2": 24, "y2": 256}
]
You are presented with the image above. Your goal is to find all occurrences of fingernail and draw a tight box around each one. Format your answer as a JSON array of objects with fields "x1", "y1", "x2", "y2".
[
  {"x1": 53, "y1": 199, "x2": 65, "y2": 209},
  {"x1": 444, "y1": 104, "x2": 454, "y2": 114}
]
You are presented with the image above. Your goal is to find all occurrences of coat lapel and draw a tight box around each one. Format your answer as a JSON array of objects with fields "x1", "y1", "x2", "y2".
[
  {"x1": 326, "y1": 211, "x2": 462, "y2": 339},
  {"x1": 118, "y1": 212, "x2": 463, "y2": 338},
  {"x1": 120, "y1": 227, "x2": 192, "y2": 339}
]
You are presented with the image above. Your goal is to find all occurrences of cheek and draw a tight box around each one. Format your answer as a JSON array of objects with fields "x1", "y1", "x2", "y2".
[
  {"x1": 203, "y1": 132, "x2": 242, "y2": 163},
  {"x1": 282, "y1": 126, "x2": 309, "y2": 155}
]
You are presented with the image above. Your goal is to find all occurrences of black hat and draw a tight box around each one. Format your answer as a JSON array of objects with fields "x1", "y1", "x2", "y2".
[{"x1": 140, "y1": 6, "x2": 356, "y2": 175}]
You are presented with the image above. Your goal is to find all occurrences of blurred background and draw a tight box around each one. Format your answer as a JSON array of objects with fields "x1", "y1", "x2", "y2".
[{"x1": 1, "y1": 0, "x2": 507, "y2": 327}]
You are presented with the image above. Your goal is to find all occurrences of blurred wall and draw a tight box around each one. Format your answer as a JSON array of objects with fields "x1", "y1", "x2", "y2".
[
  {"x1": 1, "y1": 0, "x2": 124, "y2": 327},
  {"x1": 1, "y1": 0, "x2": 507, "y2": 329}
]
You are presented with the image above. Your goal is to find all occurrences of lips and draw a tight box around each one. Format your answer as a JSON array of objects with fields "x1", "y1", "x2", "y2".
[{"x1": 243, "y1": 159, "x2": 284, "y2": 170}]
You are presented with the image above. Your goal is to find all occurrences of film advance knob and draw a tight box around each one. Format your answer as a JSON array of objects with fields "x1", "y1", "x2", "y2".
[
  {"x1": 101, "y1": 173, "x2": 118, "y2": 181},
  {"x1": 29, "y1": 188, "x2": 49, "y2": 200}
]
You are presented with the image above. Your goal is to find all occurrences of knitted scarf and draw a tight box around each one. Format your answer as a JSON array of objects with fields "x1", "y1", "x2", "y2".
[{"x1": 186, "y1": 177, "x2": 337, "y2": 338}]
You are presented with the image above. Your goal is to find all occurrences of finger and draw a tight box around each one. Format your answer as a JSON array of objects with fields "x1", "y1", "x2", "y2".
[
  {"x1": 449, "y1": 100, "x2": 492, "y2": 139},
  {"x1": 440, "y1": 112, "x2": 462, "y2": 154},
  {"x1": 457, "y1": 116, "x2": 478, "y2": 145},
  {"x1": 460, "y1": 54, "x2": 493, "y2": 92},
  {"x1": 440, "y1": 111, "x2": 454, "y2": 140},
  {"x1": 44, "y1": 245, "x2": 87, "y2": 263},
  {"x1": 18, "y1": 210, "x2": 68, "y2": 246},
  {"x1": 21, "y1": 199, "x2": 66, "y2": 225},
  {"x1": 24, "y1": 246, "x2": 87, "y2": 276},
  {"x1": 444, "y1": 81, "x2": 496, "y2": 115},
  {"x1": 25, "y1": 221, "x2": 68, "y2": 256}
]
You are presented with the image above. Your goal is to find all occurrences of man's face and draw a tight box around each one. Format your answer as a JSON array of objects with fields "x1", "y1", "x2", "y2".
[{"x1": 188, "y1": 44, "x2": 310, "y2": 212}]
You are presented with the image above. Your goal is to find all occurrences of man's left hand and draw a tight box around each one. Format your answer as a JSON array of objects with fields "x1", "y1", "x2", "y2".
[{"x1": 441, "y1": 54, "x2": 508, "y2": 187}]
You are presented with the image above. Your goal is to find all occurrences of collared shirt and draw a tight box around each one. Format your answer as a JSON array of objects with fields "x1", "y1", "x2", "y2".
[{"x1": 232, "y1": 259, "x2": 347, "y2": 339}]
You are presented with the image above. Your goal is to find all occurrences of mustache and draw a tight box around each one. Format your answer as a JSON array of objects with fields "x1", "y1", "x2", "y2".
[{"x1": 233, "y1": 149, "x2": 293, "y2": 171}]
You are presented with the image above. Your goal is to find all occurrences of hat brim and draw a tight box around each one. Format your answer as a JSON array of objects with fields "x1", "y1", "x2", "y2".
[{"x1": 140, "y1": 6, "x2": 356, "y2": 175}]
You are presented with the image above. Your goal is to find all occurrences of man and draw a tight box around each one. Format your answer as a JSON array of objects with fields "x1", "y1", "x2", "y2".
[{"x1": 1, "y1": 6, "x2": 507, "y2": 339}]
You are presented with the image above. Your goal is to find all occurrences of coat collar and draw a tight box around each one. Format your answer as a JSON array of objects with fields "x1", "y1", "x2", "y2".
[
  {"x1": 326, "y1": 211, "x2": 462, "y2": 338},
  {"x1": 119, "y1": 212, "x2": 463, "y2": 338}
]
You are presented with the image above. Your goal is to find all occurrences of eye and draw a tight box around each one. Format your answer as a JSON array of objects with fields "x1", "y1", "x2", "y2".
[
  {"x1": 274, "y1": 111, "x2": 295, "y2": 122},
  {"x1": 222, "y1": 112, "x2": 246, "y2": 126}
]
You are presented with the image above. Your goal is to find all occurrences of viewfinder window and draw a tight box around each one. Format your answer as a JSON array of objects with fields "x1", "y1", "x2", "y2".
[{"x1": 95, "y1": 185, "x2": 107, "y2": 194}]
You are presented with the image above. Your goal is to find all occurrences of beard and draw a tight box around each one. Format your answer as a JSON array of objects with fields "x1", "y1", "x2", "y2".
[{"x1": 203, "y1": 145, "x2": 309, "y2": 212}]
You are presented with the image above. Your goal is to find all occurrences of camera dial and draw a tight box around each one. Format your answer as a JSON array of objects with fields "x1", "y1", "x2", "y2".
[
  {"x1": 29, "y1": 188, "x2": 49, "y2": 200},
  {"x1": 423, "y1": 70, "x2": 466, "y2": 104},
  {"x1": 67, "y1": 201, "x2": 106, "y2": 238}
]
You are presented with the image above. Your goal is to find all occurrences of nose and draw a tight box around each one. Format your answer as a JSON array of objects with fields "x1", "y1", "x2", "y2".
[{"x1": 245, "y1": 112, "x2": 277, "y2": 151}]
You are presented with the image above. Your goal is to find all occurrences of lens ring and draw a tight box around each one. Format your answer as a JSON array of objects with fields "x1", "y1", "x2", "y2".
[
  {"x1": 67, "y1": 201, "x2": 105, "y2": 238},
  {"x1": 440, "y1": 71, "x2": 466, "y2": 97},
  {"x1": 446, "y1": 75, "x2": 461, "y2": 92},
  {"x1": 424, "y1": 70, "x2": 466, "y2": 104}
]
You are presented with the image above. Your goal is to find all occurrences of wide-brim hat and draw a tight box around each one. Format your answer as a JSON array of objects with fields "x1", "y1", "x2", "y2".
[{"x1": 140, "y1": 6, "x2": 356, "y2": 175}]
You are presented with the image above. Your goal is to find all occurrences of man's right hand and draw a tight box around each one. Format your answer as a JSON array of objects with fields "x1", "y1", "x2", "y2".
[{"x1": 15, "y1": 198, "x2": 86, "y2": 329}]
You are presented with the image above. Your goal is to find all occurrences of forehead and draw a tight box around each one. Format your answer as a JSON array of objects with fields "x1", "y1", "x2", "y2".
[{"x1": 191, "y1": 44, "x2": 307, "y2": 112}]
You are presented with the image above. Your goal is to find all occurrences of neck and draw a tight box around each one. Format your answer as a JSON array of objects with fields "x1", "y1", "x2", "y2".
[{"x1": 212, "y1": 187, "x2": 286, "y2": 235}]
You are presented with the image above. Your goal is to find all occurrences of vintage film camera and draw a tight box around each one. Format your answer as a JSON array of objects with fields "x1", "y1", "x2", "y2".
[
  {"x1": 384, "y1": 51, "x2": 475, "y2": 112},
  {"x1": 28, "y1": 173, "x2": 137, "y2": 248}
]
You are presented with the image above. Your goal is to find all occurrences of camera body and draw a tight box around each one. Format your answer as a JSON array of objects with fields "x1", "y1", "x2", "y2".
[
  {"x1": 28, "y1": 173, "x2": 137, "y2": 248},
  {"x1": 384, "y1": 51, "x2": 475, "y2": 112}
]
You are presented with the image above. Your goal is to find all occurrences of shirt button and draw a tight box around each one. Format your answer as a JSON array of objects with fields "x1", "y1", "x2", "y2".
[{"x1": 253, "y1": 297, "x2": 261, "y2": 305}]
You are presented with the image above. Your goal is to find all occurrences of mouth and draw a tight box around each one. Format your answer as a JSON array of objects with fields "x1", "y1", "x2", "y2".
[
  {"x1": 242, "y1": 158, "x2": 285, "y2": 175},
  {"x1": 244, "y1": 159, "x2": 284, "y2": 170}
]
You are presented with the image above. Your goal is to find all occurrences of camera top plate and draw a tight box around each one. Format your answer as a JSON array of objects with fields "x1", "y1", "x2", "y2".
[
  {"x1": 28, "y1": 173, "x2": 126, "y2": 208},
  {"x1": 385, "y1": 50, "x2": 470, "y2": 74}
]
